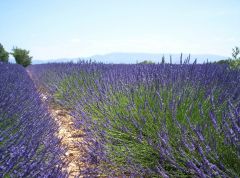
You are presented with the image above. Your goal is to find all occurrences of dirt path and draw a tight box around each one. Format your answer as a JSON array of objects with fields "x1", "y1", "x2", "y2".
[
  {"x1": 26, "y1": 70, "x2": 86, "y2": 177},
  {"x1": 50, "y1": 104, "x2": 85, "y2": 177}
]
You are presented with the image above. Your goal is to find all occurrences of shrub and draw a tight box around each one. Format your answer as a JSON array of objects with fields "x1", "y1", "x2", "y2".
[
  {"x1": 217, "y1": 46, "x2": 240, "y2": 69},
  {"x1": 12, "y1": 47, "x2": 32, "y2": 67},
  {"x1": 139, "y1": 60, "x2": 155, "y2": 64},
  {"x1": 0, "y1": 43, "x2": 9, "y2": 63}
]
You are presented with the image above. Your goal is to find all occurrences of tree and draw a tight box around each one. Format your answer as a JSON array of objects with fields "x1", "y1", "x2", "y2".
[
  {"x1": 0, "y1": 43, "x2": 9, "y2": 63},
  {"x1": 217, "y1": 46, "x2": 240, "y2": 69},
  {"x1": 161, "y1": 55, "x2": 165, "y2": 64},
  {"x1": 232, "y1": 46, "x2": 240, "y2": 60},
  {"x1": 12, "y1": 47, "x2": 32, "y2": 67}
]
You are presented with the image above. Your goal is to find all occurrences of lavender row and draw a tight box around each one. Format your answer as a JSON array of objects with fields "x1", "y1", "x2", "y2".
[{"x1": 0, "y1": 63, "x2": 65, "y2": 177}]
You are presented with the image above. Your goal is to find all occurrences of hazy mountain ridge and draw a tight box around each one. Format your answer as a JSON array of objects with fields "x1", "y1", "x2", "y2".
[{"x1": 31, "y1": 53, "x2": 227, "y2": 64}]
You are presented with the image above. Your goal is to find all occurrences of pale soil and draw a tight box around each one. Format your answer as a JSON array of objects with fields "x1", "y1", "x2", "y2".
[{"x1": 49, "y1": 103, "x2": 86, "y2": 177}]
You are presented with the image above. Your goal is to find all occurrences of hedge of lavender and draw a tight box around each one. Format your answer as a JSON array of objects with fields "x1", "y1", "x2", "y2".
[
  {"x1": 28, "y1": 61, "x2": 240, "y2": 177},
  {"x1": 0, "y1": 63, "x2": 65, "y2": 177}
]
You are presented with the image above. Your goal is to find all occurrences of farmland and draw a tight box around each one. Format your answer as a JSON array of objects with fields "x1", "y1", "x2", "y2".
[{"x1": 0, "y1": 60, "x2": 240, "y2": 177}]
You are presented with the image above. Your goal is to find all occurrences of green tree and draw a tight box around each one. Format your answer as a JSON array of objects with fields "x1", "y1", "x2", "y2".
[
  {"x1": 232, "y1": 46, "x2": 240, "y2": 60},
  {"x1": 217, "y1": 46, "x2": 240, "y2": 69},
  {"x1": 12, "y1": 47, "x2": 32, "y2": 67},
  {"x1": 0, "y1": 43, "x2": 9, "y2": 63}
]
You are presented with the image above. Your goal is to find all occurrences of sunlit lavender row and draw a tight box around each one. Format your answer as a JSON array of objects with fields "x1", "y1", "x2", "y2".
[
  {"x1": 27, "y1": 61, "x2": 240, "y2": 177},
  {"x1": 0, "y1": 63, "x2": 65, "y2": 177}
]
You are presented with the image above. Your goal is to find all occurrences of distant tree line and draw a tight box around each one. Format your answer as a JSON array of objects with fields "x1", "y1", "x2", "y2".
[
  {"x1": 217, "y1": 46, "x2": 240, "y2": 69},
  {"x1": 138, "y1": 60, "x2": 155, "y2": 64},
  {"x1": 138, "y1": 56, "x2": 166, "y2": 64},
  {"x1": 0, "y1": 43, "x2": 32, "y2": 67}
]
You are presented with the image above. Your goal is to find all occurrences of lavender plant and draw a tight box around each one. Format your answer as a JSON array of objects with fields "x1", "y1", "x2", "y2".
[{"x1": 0, "y1": 63, "x2": 65, "y2": 177}]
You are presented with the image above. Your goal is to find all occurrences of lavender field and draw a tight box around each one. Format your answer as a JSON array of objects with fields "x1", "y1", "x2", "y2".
[{"x1": 1, "y1": 60, "x2": 240, "y2": 177}]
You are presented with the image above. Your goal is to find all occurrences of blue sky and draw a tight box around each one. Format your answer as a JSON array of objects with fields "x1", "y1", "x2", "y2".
[{"x1": 1, "y1": 0, "x2": 240, "y2": 60}]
